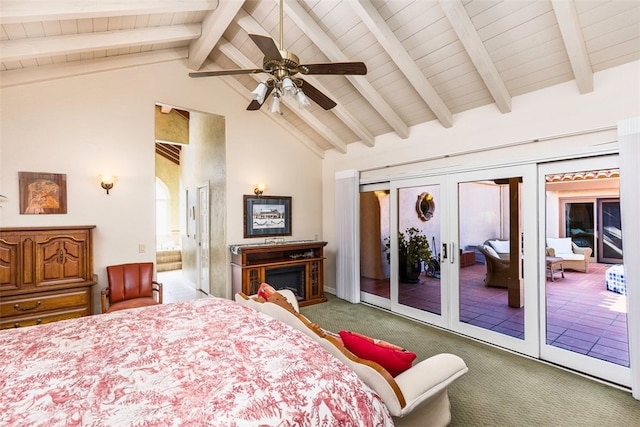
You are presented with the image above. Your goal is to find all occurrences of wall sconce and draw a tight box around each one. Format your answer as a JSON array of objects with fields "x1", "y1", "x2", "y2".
[
  {"x1": 254, "y1": 183, "x2": 266, "y2": 198},
  {"x1": 100, "y1": 174, "x2": 116, "y2": 195}
]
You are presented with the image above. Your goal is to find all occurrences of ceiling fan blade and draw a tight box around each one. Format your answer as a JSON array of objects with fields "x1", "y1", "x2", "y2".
[
  {"x1": 189, "y1": 69, "x2": 264, "y2": 78},
  {"x1": 298, "y1": 79, "x2": 337, "y2": 110},
  {"x1": 249, "y1": 34, "x2": 282, "y2": 60},
  {"x1": 299, "y1": 62, "x2": 367, "y2": 75},
  {"x1": 246, "y1": 86, "x2": 274, "y2": 111}
]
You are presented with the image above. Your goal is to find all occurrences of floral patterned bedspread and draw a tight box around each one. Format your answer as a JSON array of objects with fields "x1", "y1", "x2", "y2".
[{"x1": 0, "y1": 297, "x2": 393, "y2": 426}]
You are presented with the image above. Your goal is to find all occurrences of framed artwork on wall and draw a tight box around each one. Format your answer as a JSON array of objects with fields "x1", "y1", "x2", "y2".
[
  {"x1": 19, "y1": 172, "x2": 67, "y2": 215},
  {"x1": 243, "y1": 195, "x2": 292, "y2": 238}
]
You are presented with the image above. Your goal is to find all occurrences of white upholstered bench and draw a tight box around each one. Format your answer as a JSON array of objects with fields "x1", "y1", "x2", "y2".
[{"x1": 235, "y1": 291, "x2": 468, "y2": 426}]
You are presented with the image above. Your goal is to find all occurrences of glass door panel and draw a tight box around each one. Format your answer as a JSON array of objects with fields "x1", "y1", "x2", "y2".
[
  {"x1": 396, "y1": 185, "x2": 441, "y2": 315},
  {"x1": 565, "y1": 202, "x2": 595, "y2": 255},
  {"x1": 450, "y1": 165, "x2": 537, "y2": 358},
  {"x1": 388, "y1": 177, "x2": 447, "y2": 328},
  {"x1": 541, "y1": 156, "x2": 629, "y2": 387},
  {"x1": 598, "y1": 198, "x2": 623, "y2": 264},
  {"x1": 458, "y1": 178, "x2": 524, "y2": 340},
  {"x1": 359, "y1": 185, "x2": 391, "y2": 309}
]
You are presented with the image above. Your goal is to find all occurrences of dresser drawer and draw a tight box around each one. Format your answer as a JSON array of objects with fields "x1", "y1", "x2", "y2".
[
  {"x1": 0, "y1": 307, "x2": 89, "y2": 329},
  {"x1": 0, "y1": 288, "x2": 90, "y2": 318}
]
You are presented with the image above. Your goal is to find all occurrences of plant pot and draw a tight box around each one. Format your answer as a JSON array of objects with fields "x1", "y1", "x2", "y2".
[{"x1": 400, "y1": 255, "x2": 422, "y2": 283}]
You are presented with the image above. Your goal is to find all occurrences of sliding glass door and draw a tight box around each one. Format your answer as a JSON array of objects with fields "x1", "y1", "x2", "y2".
[
  {"x1": 358, "y1": 155, "x2": 630, "y2": 387},
  {"x1": 450, "y1": 166, "x2": 537, "y2": 356},
  {"x1": 389, "y1": 177, "x2": 447, "y2": 328},
  {"x1": 598, "y1": 198, "x2": 623, "y2": 264},
  {"x1": 540, "y1": 156, "x2": 630, "y2": 387},
  {"x1": 373, "y1": 166, "x2": 538, "y2": 356}
]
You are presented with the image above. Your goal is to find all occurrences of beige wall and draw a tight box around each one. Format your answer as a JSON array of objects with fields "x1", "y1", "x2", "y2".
[
  {"x1": 0, "y1": 59, "x2": 323, "y2": 309},
  {"x1": 179, "y1": 111, "x2": 227, "y2": 296}
]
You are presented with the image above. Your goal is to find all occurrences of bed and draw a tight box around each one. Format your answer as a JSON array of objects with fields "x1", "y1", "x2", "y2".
[{"x1": 0, "y1": 297, "x2": 393, "y2": 426}]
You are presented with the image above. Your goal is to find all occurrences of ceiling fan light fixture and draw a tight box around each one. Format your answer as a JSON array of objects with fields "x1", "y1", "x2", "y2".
[
  {"x1": 282, "y1": 76, "x2": 295, "y2": 95},
  {"x1": 251, "y1": 81, "x2": 268, "y2": 104},
  {"x1": 270, "y1": 93, "x2": 282, "y2": 115},
  {"x1": 296, "y1": 88, "x2": 310, "y2": 109}
]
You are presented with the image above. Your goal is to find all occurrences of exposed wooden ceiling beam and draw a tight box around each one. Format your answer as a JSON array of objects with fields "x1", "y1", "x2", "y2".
[
  {"x1": 217, "y1": 39, "x2": 347, "y2": 153},
  {"x1": 281, "y1": 0, "x2": 410, "y2": 139},
  {"x1": 0, "y1": 24, "x2": 200, "y2": 62},
  {"x1": 156, "y1": 143, "x2": 181, "y2": 165},
  {"x1": 234, "y1": 9, "x2": 375, "y2": 148},
  {"x1": 188, "y1": 1, "x2": 245, "y2": 71},
  {"x1": 350, "y1": 0, "x2": 453, "y2": 129},
  {"x1": 551, "y1": 0, "x2": 593, "y2": 94},
  {"x1": 0, "y1": 48, "x2": 188, "y2": 88},
  {"x1": 0, "y1": 0, "x2": 218, "y2": 24},
  {"x1": 439, "y1": 0, "x2": 512, "y2": 114}
]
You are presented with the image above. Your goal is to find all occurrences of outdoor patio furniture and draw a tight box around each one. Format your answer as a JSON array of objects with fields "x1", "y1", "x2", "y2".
[
  {"x1": 545, "y1": 237, "x2": 592, "y2": 273},
  {"x1": 546, "y1": 256, "x2": 564, "y2": 282},
  {"x1": 479, "y1": 240, "x2": 510, "y2": 288},
  {"x1": 605, "y1": 265, "x2": 626, "y2": 295}
]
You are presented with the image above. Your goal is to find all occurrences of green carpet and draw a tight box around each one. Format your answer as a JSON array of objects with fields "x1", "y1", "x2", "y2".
[{"x1": 300, "y1": 294, "x2": 640, "y2": 426}]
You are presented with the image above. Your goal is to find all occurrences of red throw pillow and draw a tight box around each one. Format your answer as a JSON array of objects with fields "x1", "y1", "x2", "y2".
[
  {"x1": 257, "y1": 282, "x2": 277, "y2": 300},
  {"x1": 339, "y1": 330, "x2": 416, "y2": 377}
]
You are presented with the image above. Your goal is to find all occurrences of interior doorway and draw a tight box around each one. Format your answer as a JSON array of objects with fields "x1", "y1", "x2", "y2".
[
  {"x1": 154, "y1": 102, "x2": 227, "y2": 299},
  {"x1": 155, "y1": 104, "x2": 187, "y2": 279}
]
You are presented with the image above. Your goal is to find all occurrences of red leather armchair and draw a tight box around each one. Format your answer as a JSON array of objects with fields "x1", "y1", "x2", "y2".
[{"x1": 101, "y1": 262, "x2": 163, "y2": 313}]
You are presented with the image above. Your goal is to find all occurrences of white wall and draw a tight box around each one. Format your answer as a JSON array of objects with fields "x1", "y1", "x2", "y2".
[
  {"x1": 0, "y1": 59, "x2": 322, "y2": 310},
  {"x1": 322, "y1": 61, "x2": 640, "y2": 290}
]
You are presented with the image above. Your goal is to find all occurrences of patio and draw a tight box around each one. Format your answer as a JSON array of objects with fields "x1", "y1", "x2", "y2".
[{"x1": 361, "y1": 261, "x2": 629, "y2": 367}]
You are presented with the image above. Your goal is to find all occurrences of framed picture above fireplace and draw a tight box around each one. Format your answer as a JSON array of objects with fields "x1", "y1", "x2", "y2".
[{"x1": 243, "y1": 195, "x2": 292, "y2": 238}]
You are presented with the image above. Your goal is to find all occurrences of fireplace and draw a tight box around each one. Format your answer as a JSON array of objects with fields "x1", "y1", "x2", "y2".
[
  {"x1": 230, "y1": 241, "x2": 327, "y2": 306},
  {"x1": 265, "y1": 265, "x2": 306, "y2": 301}
]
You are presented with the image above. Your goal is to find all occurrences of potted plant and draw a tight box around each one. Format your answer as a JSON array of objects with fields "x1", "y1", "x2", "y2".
[{"x1": 384, "y1": 227, "x2": 432, "y2": 283}]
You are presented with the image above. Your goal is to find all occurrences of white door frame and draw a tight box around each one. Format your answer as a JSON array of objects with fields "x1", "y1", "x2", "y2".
[
  {"x1": 538, "y1": 155, "x2": 630, "y2": 387},
  {"x1": 196, "y1": 182, "x2": 210, "y2": 294}
]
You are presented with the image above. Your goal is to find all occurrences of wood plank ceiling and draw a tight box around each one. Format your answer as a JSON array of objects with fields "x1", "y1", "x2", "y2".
[{"x1": 1, "y1": 0, "x2": 639, "y2": 156}]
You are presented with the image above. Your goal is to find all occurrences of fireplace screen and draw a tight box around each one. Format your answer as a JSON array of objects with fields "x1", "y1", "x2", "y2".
[{"x1": 264, "y1": 265, "x2": 306, "y2": 301}]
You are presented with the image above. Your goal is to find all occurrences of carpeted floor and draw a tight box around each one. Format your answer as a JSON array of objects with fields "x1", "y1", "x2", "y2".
[{"x1": 301, "y1": 294, "x2": 640, "y2": 426}]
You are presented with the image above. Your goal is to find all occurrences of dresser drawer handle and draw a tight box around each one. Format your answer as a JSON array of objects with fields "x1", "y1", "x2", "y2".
[
  {"x1": 13, "y1": 319, "x2": 42, "y2": 328},
  {"x1": 13, "y1": 301, "x2": 42, "y2": 311}
]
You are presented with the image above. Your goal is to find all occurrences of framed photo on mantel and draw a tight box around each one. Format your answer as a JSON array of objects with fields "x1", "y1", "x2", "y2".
[{"x1": 243, "y1": 195, "x2": 292, "y2": 238}]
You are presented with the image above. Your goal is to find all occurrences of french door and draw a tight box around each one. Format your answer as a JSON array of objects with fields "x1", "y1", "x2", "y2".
[{"x1": 361, "y1": 165, "x2": 538, "y2": 358}]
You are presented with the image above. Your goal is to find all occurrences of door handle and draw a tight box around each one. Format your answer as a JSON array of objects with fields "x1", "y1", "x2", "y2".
[{"x1": 449, "y1": 242, "x2": 455, "y2": 264}]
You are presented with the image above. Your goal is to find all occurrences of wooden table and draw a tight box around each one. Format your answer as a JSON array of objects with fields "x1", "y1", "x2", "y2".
[
  {"x1": 546, "y1": 256, "x2": 564, "y2": 282},
  {"x1": 460, "y1": 250, "x2": 476, "y2": 268}
]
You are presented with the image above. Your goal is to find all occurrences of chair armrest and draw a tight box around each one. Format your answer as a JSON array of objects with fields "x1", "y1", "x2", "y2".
[
  {"x1": 571, "y1": 243, "x2": 592, "y2": 258},
  {"x1": 546, "y1": 247, "x2": 556, "y2": 256},
  {"x1": 152, "y1": 281, "x2": 163, "y2": 304},
  {"x1": 393, "y1": 353, "x2": 468, "y2": 415}
]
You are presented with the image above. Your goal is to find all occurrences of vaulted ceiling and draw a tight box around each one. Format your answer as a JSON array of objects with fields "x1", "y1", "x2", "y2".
[{"x1": 2, "y1": 1, "x2": 639, "y2": 155}]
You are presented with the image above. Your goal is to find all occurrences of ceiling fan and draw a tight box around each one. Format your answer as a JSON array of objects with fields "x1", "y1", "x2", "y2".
[{"x1": 188, "y1": 0, "x2": 367, "y2": 113}]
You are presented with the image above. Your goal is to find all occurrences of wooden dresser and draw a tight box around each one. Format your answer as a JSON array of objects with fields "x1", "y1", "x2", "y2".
[{"x1": 0, "y1": 225, "x2": 96, "y2": 329}]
